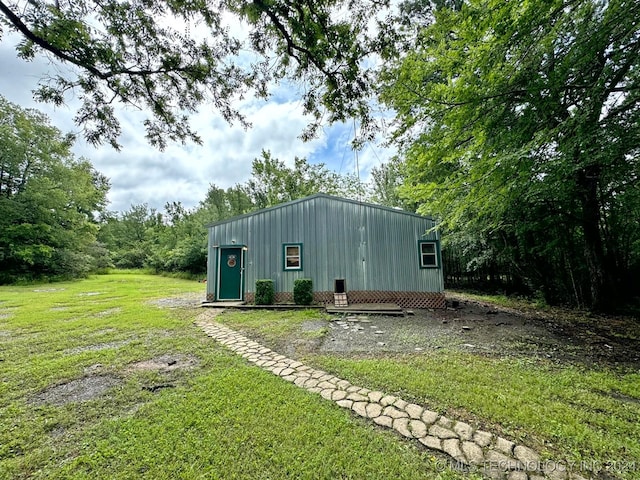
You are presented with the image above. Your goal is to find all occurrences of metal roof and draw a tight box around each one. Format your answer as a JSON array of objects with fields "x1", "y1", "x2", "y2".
[{"x1": 205, "y1": 193, "x2": 432, "y2": 228}]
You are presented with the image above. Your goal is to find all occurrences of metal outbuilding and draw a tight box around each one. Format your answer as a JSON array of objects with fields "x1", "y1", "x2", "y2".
[{"x1": 205, "y1": 194, "x2": 445, "y2": 308}]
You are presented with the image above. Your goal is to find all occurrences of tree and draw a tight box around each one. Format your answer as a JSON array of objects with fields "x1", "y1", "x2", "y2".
[
  {"x1": 0, "y1": 0, "x2": 387, "y2": 148},
  {"x1": 369, "y1": 156, "x2": 417, "y2": 211},
  {"x1": 0, "y1": 96, "x2": 110, "y2": 281},
  {"x1": 380, "y1": 0, "x2": 640, "y2": 310},
  {"x1": 97, "y1": 203, "x2": 160, "y2": 269},
  {"x1": 243, "y1": 149, "x2": 364, "y2": 209}
]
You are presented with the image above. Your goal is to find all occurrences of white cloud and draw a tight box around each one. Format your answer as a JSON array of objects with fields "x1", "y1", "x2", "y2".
[{"x1": 0, "y1": 29, "x2": 393, "y2": 214}]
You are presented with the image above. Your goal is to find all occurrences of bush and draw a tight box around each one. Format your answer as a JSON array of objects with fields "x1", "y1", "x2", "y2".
[
  {"x1": 255, "y1": 279, "x2": 275, "y2": 305},
  {"x1": 293, "y1": 278, "x2": 313, "y2": 305}
]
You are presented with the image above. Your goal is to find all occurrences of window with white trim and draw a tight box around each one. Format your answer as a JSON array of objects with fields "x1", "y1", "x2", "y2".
[
  {"x1": 283, "y1": 243, "x2": 303, "y2": 270},
  {"x1": 419, "y1": 241, "x2": 439, "y2": 268}
]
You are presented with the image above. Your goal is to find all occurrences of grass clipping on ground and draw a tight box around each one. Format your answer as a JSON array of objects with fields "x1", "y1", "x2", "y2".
[{"x1": 0, "y1": 273, "x2": 472, "y2": 480}]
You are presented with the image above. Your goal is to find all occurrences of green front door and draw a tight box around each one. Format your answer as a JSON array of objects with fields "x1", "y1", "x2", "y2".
[{"x1": 218, "y1": 247, "x2": 243, "y2": 300}]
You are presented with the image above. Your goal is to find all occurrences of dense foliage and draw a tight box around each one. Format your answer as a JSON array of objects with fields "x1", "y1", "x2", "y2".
[
  {"x1": 0, "y1": 97, "x2": 109, "y2": 282},
  {"x1": 380, "y1": 0, "x2": 640, "y2": 310},
  {"x1": 293, "y1": 278, "x2": 313, "y2": 305},
  {"x1": 255, "y1": 279, "x2": 275, "y2": 305},
  {"x1": 97, "y1": 152, "x2": 366, "y2": 275}
]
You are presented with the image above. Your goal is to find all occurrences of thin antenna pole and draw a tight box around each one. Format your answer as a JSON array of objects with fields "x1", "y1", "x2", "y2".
[{"x1": 353, "y1": 118, "x2": 361, "y2": 202}]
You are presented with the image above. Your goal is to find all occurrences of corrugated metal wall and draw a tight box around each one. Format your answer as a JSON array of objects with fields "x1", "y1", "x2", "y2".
[{"x1": 207, "y1": 195, "x2": 443, "y2": 297}]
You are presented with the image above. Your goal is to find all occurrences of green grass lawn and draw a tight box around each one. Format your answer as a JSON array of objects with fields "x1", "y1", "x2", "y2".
[
  {"x1": 218, "y1": 308, "x2": 640, "y2": 480},
  {"x1": 0, "y1": 272, "x2": 473, "y2": 480}
]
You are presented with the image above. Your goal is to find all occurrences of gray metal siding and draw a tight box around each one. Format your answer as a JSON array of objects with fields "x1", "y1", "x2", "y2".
[{"x1": 207, "y1": 195, "x2": 443, "y2": 296}]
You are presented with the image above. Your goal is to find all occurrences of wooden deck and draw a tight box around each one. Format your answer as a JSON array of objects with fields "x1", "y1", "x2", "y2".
[{"x1": 326, "y1": 303, "x2": 405, "y2": 316}]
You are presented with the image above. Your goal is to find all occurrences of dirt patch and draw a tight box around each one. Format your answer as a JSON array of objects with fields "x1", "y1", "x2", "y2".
[
  {"x1": 93, "y1": 308, "x2": 122, "y2": 317},
  {"x1": 31, "y1": 375, "x2": 121, "y2": 406},
  {"x1": 150, "y1": 292, "x2": 204, "y2": 309},
  {"x1": 316, "y1": 297, "x2": 640, "y2": 368},
  {"x1": 63, "y1": 340, "x2": 131, "y2": 355},
  {"x1": 126, "y1": 354, "x2": 199, "y2": 373}
]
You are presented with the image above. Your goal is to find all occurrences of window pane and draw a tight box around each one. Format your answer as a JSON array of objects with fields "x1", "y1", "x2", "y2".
[
  {"x1": 286, "y1": 257, "x2": 300, "y2": 268},
  {"x1": 286, "y1": 246, "x2": 299, "y2": 256},
  {"x1": 421, "y1": 243, "x2": 435, "y2": 254},
  {"x1": 422, "y1": 254, "x2": 437, "y2": 266}
]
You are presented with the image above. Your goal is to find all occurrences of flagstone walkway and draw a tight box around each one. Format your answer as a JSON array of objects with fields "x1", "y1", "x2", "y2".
[{"x1": 195, "y1": 313, "x2": 589, "y2": 480}]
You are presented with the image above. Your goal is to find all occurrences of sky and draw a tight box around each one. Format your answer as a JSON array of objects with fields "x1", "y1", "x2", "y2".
[{"x1": 0, "y1": 28, "x2": 394, "y2": 214}]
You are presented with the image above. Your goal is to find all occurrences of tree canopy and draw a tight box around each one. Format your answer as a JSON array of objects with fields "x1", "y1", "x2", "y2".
[
  {"x1": 0, "y1": 96, "x2": 110, "y2": 282},
  {"x1": 380, "y1": 0, "x2": 640, "y2": 310},
  {"x1": 0, "y1": 0, "x2": 387, "y2": 148}
]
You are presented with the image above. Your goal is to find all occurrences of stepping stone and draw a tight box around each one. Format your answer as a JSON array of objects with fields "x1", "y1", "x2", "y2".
[
  {"x1": 304, "y1": 377, "x2": 320, "y2": 388},
  {"x1": 393, "y1": 399, "x2": 408, "y2": 410},
  {"x1": 453, "y1": 421, "x2": 474, "y2": 440},
  {"x1": 352, "y1": 401, "x2": 369, "y2": 417},
  {"x1": 383, "y1": 406, "x2": 409, "y2": 419},
  {"x1": 419, "y1": 435, "x2": 442, "y2": 451},
  {"x1": 317, "y1": 381, "x2": 335, "y2": 390},
  {"x1": 336, "y1": 399, "x2": 353, "y2": 409},
  {"x1": 409, "y1": 419, "x2": 427, "y2": 438},
  {"x1": 462, "y1": 441, "x2": 484, "y2": 465},
  {"x1": 380, "y1": 395, "x2": 397, "y2": 406},
  {"x1": 514, "y1": 445, "x2": 541, "y2": 466},
  {"x1": 473, "y1": 430, "x2": 493, "y2": 447},
  {"x1": 429, "y1": 424, "x2": 457, "y2": 440},
  {"x1": 507, "y1": 472, "x2": 528, "y2": 480},
  {"x1": 331, "y1": 390, "x2": 347, "y2": 401},
  {"x1": 495, "y1": 437, "x2": 516, "y2": 456},
  {"x1": 336, "y1": 380, "x2": 351, "y2": 390},
  {"x1": 437, "y1": 416, "x2": 454, "y2": 428},
  {"x1": 294, "y1": 377, "x2": 308, "y2": 387},
  {"x1": 544, "y1": 464, "x2": 568, "y2": 480},
  {"x1": 442, "y1": 438, "x2": 465, "y2": 463},
  {"x1": 365, "y1": 403, "x2": 383, "y2": 418},
  {"x1": 346, "y1": 392, "x2": 368, "y2": 402},
  {"x1": 422, "y1": 410, "x2": 439, "y2": 425},
  {"x1": 485, "y1": 450, "x2": 524, "y2": 471},
  {"x1": 405, "y1": 403, "x2": 423, "y2": 419},
  {"x1": 393, "y1": 418, "x2": 412, "y2": 438},
  {"x1": 368, "y1": 391, "x2": 384, "y2": 403},
  {"x1": 373, "y1": 415, "x2": 393, "y2": 428},
  {"x1": 320, "y1": 389, "x2": 335, "y2": 400}
]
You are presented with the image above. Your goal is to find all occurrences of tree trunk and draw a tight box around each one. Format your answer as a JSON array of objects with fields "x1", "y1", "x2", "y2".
[{"x1": 576, "y1": 166, "x2": 614, "y2": 311}]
